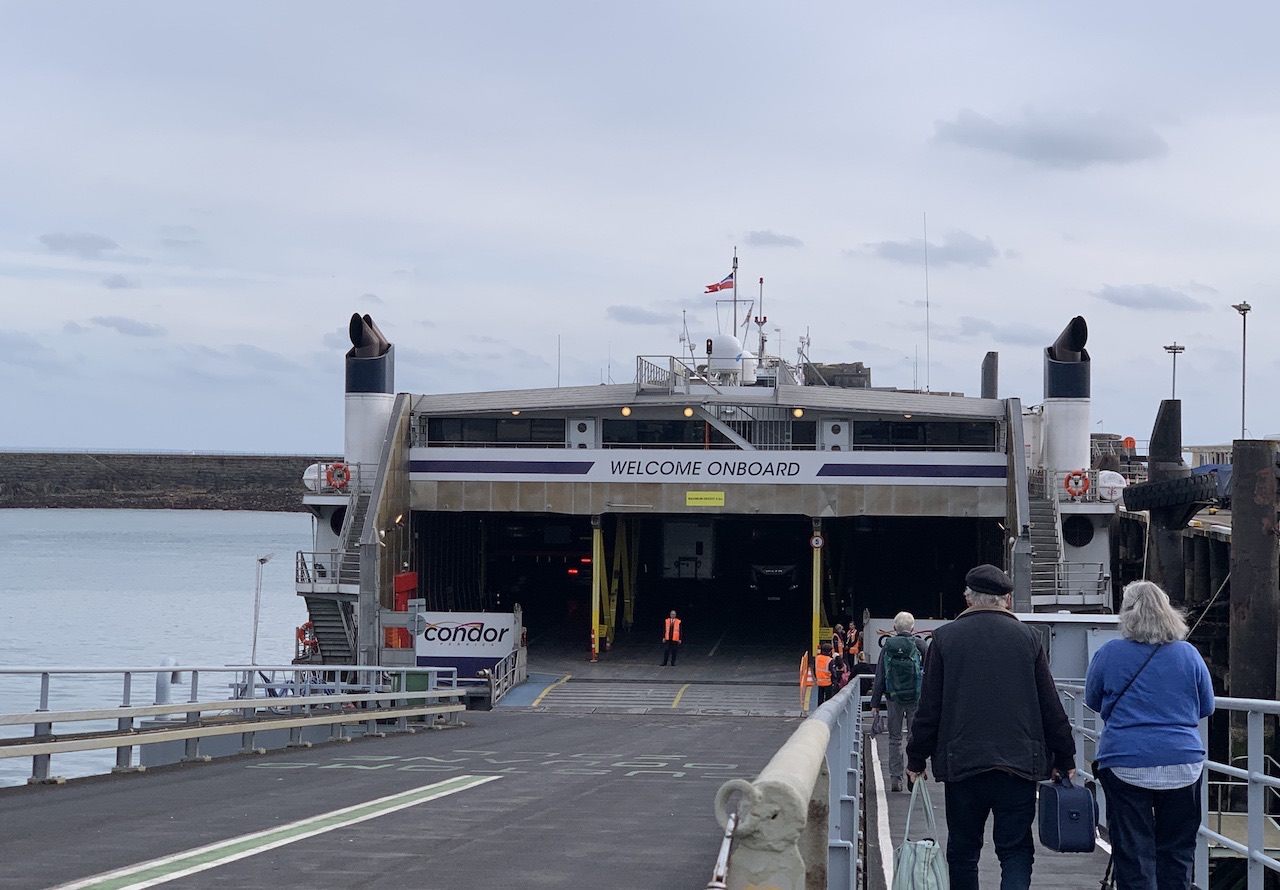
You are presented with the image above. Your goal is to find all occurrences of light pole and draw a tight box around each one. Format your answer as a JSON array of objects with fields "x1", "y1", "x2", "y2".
[
  {"x1": 1231, "y1": 302, "x2": 1250, "y2": 440},
  {"x1": 1162, "y1": 342, "x2": 1185, "y2": 399},
  {"x1": 250, "y1": 552, "x2": 276, "y2": 664}
]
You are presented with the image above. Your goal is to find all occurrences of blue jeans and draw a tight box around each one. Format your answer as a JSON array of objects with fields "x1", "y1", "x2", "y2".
[
  {"x1": 1099, "y1": 768, "x2": 1200, "y2": 890},
  {"x1": 942, "y1": 770, "x2": 1036, "y2": 890}
]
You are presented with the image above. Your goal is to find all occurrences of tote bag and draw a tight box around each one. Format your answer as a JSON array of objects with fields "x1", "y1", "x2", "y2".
[{"x1": 892, "y1": 780, "x2": 949, "y2": 889}]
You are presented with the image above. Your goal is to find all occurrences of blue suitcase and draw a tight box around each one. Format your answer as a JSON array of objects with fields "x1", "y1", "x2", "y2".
[{"x1": 1037, "y1": 775, "x2": 1097, "y2": 853}]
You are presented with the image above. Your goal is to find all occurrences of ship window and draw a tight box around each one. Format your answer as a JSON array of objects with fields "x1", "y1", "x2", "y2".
[
  {"x1": 463, "y1": 419, "x2": 497, "y2": 442},
  {"x1": 852, "y1": 421, "x2": 891, "y2": 447},
  {"x1": 426, "y1": 418, "x2": 463, "y2": 443},
  {"x1": 926, "y1": 423, "x2": 962, "y2": 447},
  {"x1": 891, "y1": 422, "x2": 926, "y2": 447},
  {"x1": 530, "y1": 419, "x2": 566, "y2": 442},
  {"x1": 958, "y1": 422, "x2": 997, "y2": 448},
  {"x1": 791, "y1": 421, "x2": 816, "y2": 446}
]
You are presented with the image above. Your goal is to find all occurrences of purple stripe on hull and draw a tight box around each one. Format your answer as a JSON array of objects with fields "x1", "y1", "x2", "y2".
[
  {"x1": 411, "y1": 460, "x2": 594, "y2": 475},
  {"x1": 815, "y1": 463, "x2": 1007, "y2": 479}
]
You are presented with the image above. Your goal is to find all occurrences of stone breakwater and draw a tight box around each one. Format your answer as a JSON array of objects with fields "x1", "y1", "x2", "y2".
[{"x1": 0, "y1": 452, "x2": 340, "y2": 512}]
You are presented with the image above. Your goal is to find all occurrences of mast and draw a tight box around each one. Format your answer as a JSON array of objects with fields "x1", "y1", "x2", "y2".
[{"x1": 732, "y1": 248, "x2": 739, "y2": 335}]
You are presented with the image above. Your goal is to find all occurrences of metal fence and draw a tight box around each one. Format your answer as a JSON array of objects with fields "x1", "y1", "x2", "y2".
[{"x1": 0, "y1": 664, "x2": 465, "y2": 784}]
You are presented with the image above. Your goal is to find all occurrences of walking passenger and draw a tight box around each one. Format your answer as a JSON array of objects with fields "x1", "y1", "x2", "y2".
[
  {"x1": 870, "y1": 611, "x2": 928, "y2": 792},
  {"x1": 659, "y1": 610, "x2": 682, "y2": 666},
  {"x1": 906, "y1": 564, "x2": 1076, "y2": 890},
  {"x1": 1085, "y1": 581, "x2": 1214, "y2": 890},
  {"x1": 814, "y1": 643, "x2": 834, "y2": 704}
]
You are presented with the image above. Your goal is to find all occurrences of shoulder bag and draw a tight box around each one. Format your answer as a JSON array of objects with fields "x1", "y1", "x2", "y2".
[{"x1": 892, "y1": 779, "x2": 948, "y2": 889}]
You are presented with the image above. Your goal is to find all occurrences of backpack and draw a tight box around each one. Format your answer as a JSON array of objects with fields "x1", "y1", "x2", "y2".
[{"x1": 884, "y1": 635, "x2": 923, "y2": 704}]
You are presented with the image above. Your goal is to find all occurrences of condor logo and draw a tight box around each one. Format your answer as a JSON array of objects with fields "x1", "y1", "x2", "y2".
[{"x1": 422, "y1": 621, "x2": 511, "y2": 644}]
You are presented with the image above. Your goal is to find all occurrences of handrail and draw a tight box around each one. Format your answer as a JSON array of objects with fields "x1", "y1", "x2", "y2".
[
  {"x1": 0, "y1": 664, "x2": 464, "y2": 784},
  {"x1": 712, "y1": 675, "x2": 868, "y2": 889}
]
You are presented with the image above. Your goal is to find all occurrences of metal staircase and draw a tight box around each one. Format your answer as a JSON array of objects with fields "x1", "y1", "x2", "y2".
[
  {"x1": 302, "y1": 594, "x2": 355, "y2": 662},
  {"x1": 299, "y1": 487, "x2": 372, "y2": 664},
  {"x1": 1028, "y1": 493, "x2": 1062, "y2": 602}
]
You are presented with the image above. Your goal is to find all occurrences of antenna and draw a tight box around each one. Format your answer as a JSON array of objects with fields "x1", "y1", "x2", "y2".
[
  {"x1": 557, "y1": 334, "x2": 561, "y2": 387},
  {"x1": 753, "y1": 277, "x2": 767, "y2": 363},
  {"x1": 923, "y1": 212, "x2": 931, "y2": 393}
]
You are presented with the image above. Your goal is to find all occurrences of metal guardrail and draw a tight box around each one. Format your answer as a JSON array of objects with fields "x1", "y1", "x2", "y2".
[
  {"x1": 0, "y1": 664, "x2": 464, "y2": 784},
  {"x1": 482, "y1": 647, "x2": 528, "y2": 704},
  {"x1": 1057, "y1": 682, "x2": 1280, "y2": 890},
  {"x1": 710, "y1": 676, "x2": 867, "y2": 889}
]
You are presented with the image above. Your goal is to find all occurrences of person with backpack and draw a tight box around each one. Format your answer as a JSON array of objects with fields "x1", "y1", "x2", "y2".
[{"x1": 870, "y1": 611, "x2": 928, "y2": 792}]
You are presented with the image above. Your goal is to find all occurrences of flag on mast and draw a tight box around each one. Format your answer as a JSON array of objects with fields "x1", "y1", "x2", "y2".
[{"x1": 705, "y1": 272, "x2": 734, "y2": 293}]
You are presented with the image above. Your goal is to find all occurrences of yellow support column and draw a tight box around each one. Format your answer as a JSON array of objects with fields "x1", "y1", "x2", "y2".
[
  {"x1": 810, "y1": 521, "x2": 823, "y2": 658},
  {"x1": 591, "y1": 516, "x2": 603, "y2": 662}
]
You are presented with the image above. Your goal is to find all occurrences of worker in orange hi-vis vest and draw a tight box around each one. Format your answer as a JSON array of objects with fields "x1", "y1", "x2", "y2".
[
  {"x1": 660, "y1": 610, "x2": 682, "y2": 666},
  {"x1": 814, "y1": 642, "x2": 834, "y2": 705}
]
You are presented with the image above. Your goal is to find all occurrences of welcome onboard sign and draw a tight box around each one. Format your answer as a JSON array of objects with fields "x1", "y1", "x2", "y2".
[{"x1": 408, "y1": 448, "x2": 1007, "y2": 486}]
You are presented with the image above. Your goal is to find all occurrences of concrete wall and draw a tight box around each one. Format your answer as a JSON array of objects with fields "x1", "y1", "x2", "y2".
[{"x1": 0, "y1": 452, "x2": 339, "y2": 512}]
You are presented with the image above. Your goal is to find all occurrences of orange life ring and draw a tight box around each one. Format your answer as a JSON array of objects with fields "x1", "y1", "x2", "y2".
[
  {"x1": 1064, "y1": 470, "x2": 1090, "y2": 498},
  {"x1": 326, "y1": 462, "x2": 351, "y2": 489}
]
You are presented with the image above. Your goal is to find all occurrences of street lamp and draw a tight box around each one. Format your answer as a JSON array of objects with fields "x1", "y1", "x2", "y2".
[
  {"x1": 1162, "y1": 342, "x2": 1185, "y2": 399},
  {"x1": 1231, "y1": 302, "x2": 1251, "y2": 440},
  {"x1": 250, "y1": 552, "x2": 276, "y2": 664}
]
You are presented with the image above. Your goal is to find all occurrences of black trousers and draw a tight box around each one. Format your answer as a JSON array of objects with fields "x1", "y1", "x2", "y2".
[{"x1": 661, "y1": 640, "x2": 680, "y2": 665}]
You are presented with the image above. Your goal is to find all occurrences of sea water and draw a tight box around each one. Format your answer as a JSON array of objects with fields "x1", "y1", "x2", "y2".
[{"x1": 0, "y1": 509, "x2": 312, "y2": 787}]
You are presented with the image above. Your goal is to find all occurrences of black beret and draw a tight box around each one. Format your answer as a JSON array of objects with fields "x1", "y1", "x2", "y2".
[{"x1": 966, "y1": 564, "x2": 1014, "y2": 595}]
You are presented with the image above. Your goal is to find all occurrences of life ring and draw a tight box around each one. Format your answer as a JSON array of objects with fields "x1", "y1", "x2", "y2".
[
  {"x1": 296, "y1": 622, "x2": 319, "y2": 653},
  {"x1": 326, "y1": 462, "x2": 351, "y2": 490},
  {"x1": 1064, "y1": 470, "x2": 1090, "y2": 498}
]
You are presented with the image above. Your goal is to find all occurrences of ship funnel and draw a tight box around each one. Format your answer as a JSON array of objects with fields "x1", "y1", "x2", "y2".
[
  {"x1": 1040, "y1": 316, "x2": 1091, "y2": 473},
  {"x1": 343, "y1": 313, "x2": 396, "y2": 472}
]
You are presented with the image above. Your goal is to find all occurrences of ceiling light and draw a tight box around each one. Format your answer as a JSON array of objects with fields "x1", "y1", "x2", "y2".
[
  {"x1": 683, "y1": 407, "x2": 694, "y2": 417},
  {"x1": 621, "y1": 406, "x2": 632, "y2": 417},
  {"x1": 511, "y1": 410, "x2": 521, "y2": 416},
  {"x1": 792, "y1": 408, "x2": 804, "y2": 418}
]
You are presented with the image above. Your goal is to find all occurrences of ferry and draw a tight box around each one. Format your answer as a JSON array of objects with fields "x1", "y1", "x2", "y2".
[{"x1": 292, "y1": 295, "x2": 1156, "y2": 681}]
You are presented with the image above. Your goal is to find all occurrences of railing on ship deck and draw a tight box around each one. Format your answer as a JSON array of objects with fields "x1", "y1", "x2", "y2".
[
  {"x1": 0, "y1": 665, "x2": 465, "y2": 785},
  {"x1": 1058, "y1": 682, "x2": 1280, "y2": 890}
]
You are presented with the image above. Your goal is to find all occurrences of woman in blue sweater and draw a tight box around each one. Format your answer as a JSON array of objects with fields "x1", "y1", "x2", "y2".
[{"x1": 1085, "y1": 581, "x2": 1214, "y2": 890}]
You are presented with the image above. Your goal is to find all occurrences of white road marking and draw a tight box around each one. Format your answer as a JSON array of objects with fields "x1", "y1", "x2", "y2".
[
  {"x1": 53, "y1": 775, "x2": 500, "y2": 889},
  {"x1": 870, "y1": 734, "x2": 893, "y2": 889}
]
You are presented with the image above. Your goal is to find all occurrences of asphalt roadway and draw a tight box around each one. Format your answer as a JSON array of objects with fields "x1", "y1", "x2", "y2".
[{"x1": 0, "y1": 709, "x2": 799, "y2": 890}]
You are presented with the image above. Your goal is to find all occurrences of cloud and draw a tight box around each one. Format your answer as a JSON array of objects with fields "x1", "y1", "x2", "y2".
[
  {"x1": 90, "y1": 315, "x2": 166, "y2": 337},
  {"x1": 39, "y1": 232, "x2": 120, "y2": 258},
  {"x1": 607, "y1": 305, "x2": 671, "y2": 325},
  {"x1": 744, "y1": 230, "x2": 803, "y2": 248},
  {"x1": 0, "y1": 330, "x2": 61, "y2": 369},
  {"x1": 360, "y1": 292, "x2": 382, "y2": 304},
  {"x1": 933, "y1": 108, "x2": 1168, "y2": 170},
  {"x1": 101, "y1": 274, "x2": 139, "y2": 289},
  {"x1": 866, "y1": 231, "x2": 999, "y2": 268},
  {"x1": 1092, "y1": 284, "x2": 1209, "y2": 312},
  {"x1": 160, "y1": 225, "x2": 197, "y2": 236},
  {"x1": 955, "y1": 317, "x2": 1052, "y2": 346},
  {"x1": 161, "y1": 238, "x2": 201, "y2": 249},
  {"x1": 64, "y1": 321, "x2": 86, "y2": 334}
]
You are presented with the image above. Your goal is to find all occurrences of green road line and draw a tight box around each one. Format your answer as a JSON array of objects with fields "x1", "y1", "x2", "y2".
[{"x1": 55, "y1": 775, "x2": 499, "y2": 890}]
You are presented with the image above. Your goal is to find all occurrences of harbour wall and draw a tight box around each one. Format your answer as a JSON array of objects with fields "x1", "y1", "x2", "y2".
[{"x1": 0, "y1": 452, "x2": 339, "y2": 512}]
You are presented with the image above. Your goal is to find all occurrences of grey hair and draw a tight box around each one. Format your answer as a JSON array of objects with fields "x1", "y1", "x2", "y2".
[
  {"x1": 1119, "y1": 580, "x2": 1188, "y2": 643},
  {"x1": 893, "y1": 611, "x2": 915, "y2": 633},
  {"x1": 965, "y1": 588, "x2": 1009, "y2": 607}
]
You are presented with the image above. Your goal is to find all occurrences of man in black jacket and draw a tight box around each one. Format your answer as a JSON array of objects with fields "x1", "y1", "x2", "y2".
[{"x1": 905, "y1": 564, "x2": 1075, "y2": 890}]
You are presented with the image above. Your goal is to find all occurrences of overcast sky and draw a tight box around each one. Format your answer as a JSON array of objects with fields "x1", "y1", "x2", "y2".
[{"x1": 2, "y1": 2, "x2": 1277, "y2": 453}]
